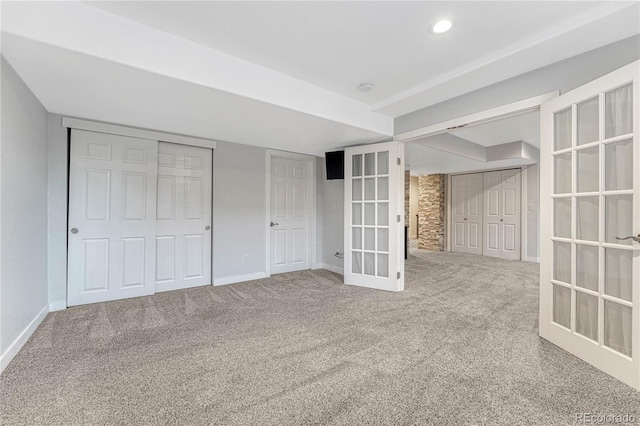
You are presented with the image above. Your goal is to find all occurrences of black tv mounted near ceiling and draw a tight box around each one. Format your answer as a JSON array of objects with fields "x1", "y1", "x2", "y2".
[{"x1": 325, "y1": 150, "x2": 344, "y2": 180}]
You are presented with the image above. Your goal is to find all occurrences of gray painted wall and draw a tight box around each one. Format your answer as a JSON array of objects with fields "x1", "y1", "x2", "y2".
[
  {"x1": 1, "y1": 57, "x2": 49, "y2": 355},
  {"x1": 396, "y1": 36, "x2": 640, "y2": 134},
  {"x1": 318, "y1": 157, "x2": 344, "y2": 272},
  {"x1": 212, "y1": 141, "x2": 267, "y2": 281}
]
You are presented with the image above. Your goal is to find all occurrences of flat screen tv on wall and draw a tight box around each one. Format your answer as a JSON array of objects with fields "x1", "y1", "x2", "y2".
[{"x1": 325, "y1": 150, "x2": 344, "y2": 180}]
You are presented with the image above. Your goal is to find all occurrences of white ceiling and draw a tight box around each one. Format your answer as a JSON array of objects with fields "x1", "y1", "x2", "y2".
[
  {"x1": 406, "y1": 111, "x2": 540, "y2": 175},
  {"x1": 1, "y1": 1, "x2": 638, "y2": 155}
]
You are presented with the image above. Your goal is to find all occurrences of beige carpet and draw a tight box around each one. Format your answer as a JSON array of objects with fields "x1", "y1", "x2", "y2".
[{"x1": 1, "y1": 248, "x2": 639, "y2": 425}]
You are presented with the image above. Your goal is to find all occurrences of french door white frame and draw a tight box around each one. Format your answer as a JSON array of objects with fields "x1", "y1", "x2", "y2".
[
  {"x1": 446, "y1": 166, "x2": 528, "y2": 261},
  {"x1": 539, "y1": 61, "x2": 640, "y2": 390},
  {"x1": 265, "y1": 150, "x2": 318, "y2": 277}
]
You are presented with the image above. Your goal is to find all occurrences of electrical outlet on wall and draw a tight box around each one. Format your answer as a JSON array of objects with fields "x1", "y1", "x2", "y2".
[{"x1": 242, "y1": 255, "x2": 249, "y2": 263}]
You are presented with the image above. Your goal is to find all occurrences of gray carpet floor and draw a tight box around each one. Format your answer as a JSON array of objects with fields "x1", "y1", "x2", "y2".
[{"x1": 2, "y1": 247, "x2": 639, "y2": 425}]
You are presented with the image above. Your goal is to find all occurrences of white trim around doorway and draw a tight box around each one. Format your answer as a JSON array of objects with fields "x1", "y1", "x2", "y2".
[{"x1": 265, "y1": 150, "x2": 318, "y2": 277}]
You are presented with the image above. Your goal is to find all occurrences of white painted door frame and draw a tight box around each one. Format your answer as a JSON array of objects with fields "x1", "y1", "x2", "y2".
[
  {"x1": 394, "y1": 93, "x2": 556, "y2": 261},
  {"x1": 265, "y1": 150, "x2": 317, "y2": 277}
]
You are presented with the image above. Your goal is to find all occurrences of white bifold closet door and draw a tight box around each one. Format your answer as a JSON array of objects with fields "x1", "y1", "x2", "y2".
[
  {"x1": 483, "y1": 169, "x2": 521, "y2": 260},
  {"x1": 68, "y1": 130, "x2": 158, "y2": 306},
  {"x1": 540, "y1": 61, "x2": 639, "y2": 389},
  {"x1": 451, "y1": 173, "x2": 483, "y2": 255},
  {"x1": 155, "y1": 143, "x2": 212, "y2": 292}
]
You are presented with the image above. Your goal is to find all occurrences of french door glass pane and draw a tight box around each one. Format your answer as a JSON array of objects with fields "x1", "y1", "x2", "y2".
[
  {"x1": 352, "y1": 251, "x2": 362, "y2": 274},
  {"x1": 377, "y1": 203, "x2": 389, "y2": 226},
  {"x1": 364, "y1": 203, "x2": 375, "y2": 225},
  {"x1": 553, "y1": 241, "x2": 571, "y2": 284},
  {"x1": 378, "y1": 228, "x2": 389, "y2": 252},
  {"x1": 605, "y1": 194, "x2": 633, "y2": 245},
  {"x1": 364, "y1": 253, "x2": 375, "y2": 275},
  {"x1": 553, "y1": 284, "x2": 571, "y2": 328},
  {"x1": 352, "y1": 179, "x2": 362, "y2": 201},
  {"x1": 364, "y1": 153, "x2": 375, "y2": 176},
  {"x1": 554, "y1": 153, "x2": 572, "y2": 194},
  {"x1": 605, "y1": 83, "x2": 633, "y2": 139},
  {"x1": 604, "y1": 301, "x2": 632, "y2": 357},
  {"x1": 364, "y1": 228, "x2": 375, "y2": 250},
  {"x1": 576, "y1": 291, "x2": 598, "y2": 341},
  {"x1": 352, "y1": 154, "x2": 362, "y2": 177},
  {"x1": 352, "y1": 227, "x2": 362, "y2": 250},
  {"x1": 554, "y1": 108, "x2": 572, "y2": 151},
  {"x1": 378, "y1": 177, "x2": 389, "y2": 200},
  {"x1": 378, "y1": 151, "x2": 389, "y2": 175},
  {"x1": 576, "y1": 147, "x2": 599, "y2": 192},
  {"x1": 605, "y1": 248, "x2": 633, "y2": 302},
  {"x1": 576, "y1": 245, "x2": 599, "y2": 291},
  {"x1": 377, "y1": 254, "x2": 389, "y2": 278},
  {"x1": 364, "y1": 178, "x2": 375, "y2": 200},
  {"x1": 576, "y1": 196, "x2": 599, "y2": 242},
  {"x1": 605, "y1": 139, "x2": 633, "y2": 191},
  {"x1": 577, "y1": 96, "x2": 599, "y2": 145},
  {"x1": 352, "y1": 203, "x2": 362, "y2": 225},
  {"x1": 554, "y1": 198, "x2": 572, "y2": 238}
]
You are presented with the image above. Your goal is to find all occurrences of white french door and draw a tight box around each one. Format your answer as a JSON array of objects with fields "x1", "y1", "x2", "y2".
[
  {"x1": 344, "y1": 142, "x2": 404, "y2": 292},
  {"x1": 270, "y1": 156, "x2": 311, "y2": 274},
  {"x1": 68, "y1": 130, "x2": 158, "y2": 306},
  {"x1": 155, "y1": 142, "x2": 212, "y2": 292},
  {"x1": 540, "y1": 61, "x2": 640, "y2": 389}
]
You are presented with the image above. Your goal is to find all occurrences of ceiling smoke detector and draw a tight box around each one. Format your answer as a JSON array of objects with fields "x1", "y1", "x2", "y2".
[{"x1": 358, "y1": 82, "x2": 374, "y2": 92}]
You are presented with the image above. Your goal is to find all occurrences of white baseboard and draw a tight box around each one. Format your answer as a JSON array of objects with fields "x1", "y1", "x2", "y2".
[
  {"x1": 524, "y1": 256, "x2": 541, "y2": 263},
  {"x1": 321, "y1": 263, "x2": 344, "y2": 275},
  {"x1": 213, "y1": 272, "x2": 268, "y2": 286},
  {"x1": 156, "y1": 281, "x2": 211, "y2": 293},
  {"x1": 0, "y1": 305, "x2": 49, "y2": 374},
  {"x1": 311, "y1": 262, "x2": 324, "y2": 270},
  {"x1": 49, "y1": 300, "x2": 67, "y2": 312}
]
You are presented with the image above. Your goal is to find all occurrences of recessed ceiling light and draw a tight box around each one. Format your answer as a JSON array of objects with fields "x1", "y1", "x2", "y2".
[
  {"x1": 358, "y1": 82, "x2": 374, "y2": 92},
  {"x1": 430, "y1": 18, "x2": 454, "y2": 35}
]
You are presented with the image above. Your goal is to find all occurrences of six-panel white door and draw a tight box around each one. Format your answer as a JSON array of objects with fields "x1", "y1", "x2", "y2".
[
  {"x1": 540, "y1": 61, "x2": 639, "y2": 389},
  {"x1": 68, "y1": 130, "x2": 158, "y2": 306},
  {"x1": 451, "y1": 173, "x2": 483, "y2": 255},
  {"x1": 155, "y1": 143, "x2": 212, "y2": 292},
  {"x1": 483, "y1": 169, "x2": 521, "y2": 260},
  {"x1": 344, "y1": 142, "x2": 404, "y2": 292},
  {"x1": 270, "y1": 156, "x2": 310, "y2": 274}
]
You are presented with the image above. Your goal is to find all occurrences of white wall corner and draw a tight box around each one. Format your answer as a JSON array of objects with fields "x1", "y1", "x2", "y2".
[
  {"x1": 321, "y1": 263, "x2": 344, "y2": 276},
  {"x1": 0, "y1": 305, "x2": 49, "y2": 374},
  {"x1": 213, "y1": 272, "x2": 268, "y2": 286}
]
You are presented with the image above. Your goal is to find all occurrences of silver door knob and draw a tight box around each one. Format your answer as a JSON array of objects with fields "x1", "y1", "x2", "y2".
[
  {"x1": 270, "y1": 222, "x2": 279, "y2": 227},
  {"x1": 616, "y1": 234, "x2": 640, "y2": 243},
  {"x1": 70, "y1": 228, "x2": 79, "y2": 234},
  {"x1": 205, "y1": 226, "x2": 211, "y2": 230}
]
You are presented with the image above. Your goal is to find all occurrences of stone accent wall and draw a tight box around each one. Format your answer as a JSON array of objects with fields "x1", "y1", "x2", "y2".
[
  {"x1": 418, "y1": 174, "x2": 445, "y2": 251},
  {"x1": 404, "y1": 170, "x2": 410, "y2": 226}
]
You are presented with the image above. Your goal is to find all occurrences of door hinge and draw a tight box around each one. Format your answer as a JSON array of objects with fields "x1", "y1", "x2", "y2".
[
  {"x1": 397, "y1": 157, "x2": 401, "y2": 165},
  {"x1": 397, "y1": 215, "x2": 401, "y2": 222},
  {"x1": 397, "y1": 272, "x2": 401, "y2": 279}
]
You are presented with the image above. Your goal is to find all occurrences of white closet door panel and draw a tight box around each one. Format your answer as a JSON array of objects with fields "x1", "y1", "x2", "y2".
[
  {"x1": 483, "y1": 171, "x2": 502, "y2": 258},
  {"x1": 155, "y1": 142, "x2": 212, "y2": 292},
  {"x1": 466, "y1": 173, "x2": 484, "y2": 255},
  {"x1": 68, "y1": 130, "x2": 158, "y2": 306},
  {"x1": 500, "y1": 169, "x2": 521, "y2": 260}
]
